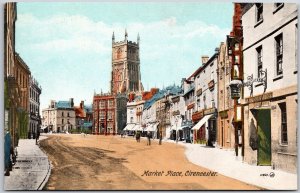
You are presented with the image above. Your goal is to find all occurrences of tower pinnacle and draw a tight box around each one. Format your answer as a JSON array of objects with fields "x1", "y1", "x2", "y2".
[
  {"x1": 125, "y1": 29, "x2": 128, "y2": 41},
  {"x1": 137, "y1": 33, "x2": 140, "y2": 44},
  {"x1": 112, "y1": 31, "x2": 115, "y2": 43}
]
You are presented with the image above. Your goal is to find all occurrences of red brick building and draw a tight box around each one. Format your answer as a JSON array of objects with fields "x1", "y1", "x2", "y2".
[
  {"x1": 226, "y1": 3, "x2": 244, "y2": 156},
  {"x1": 93, "y1": 93, "x2": 116, "y2": 135}
]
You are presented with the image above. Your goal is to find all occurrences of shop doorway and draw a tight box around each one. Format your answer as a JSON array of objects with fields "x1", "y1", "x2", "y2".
[{"x1": 257, "y1": 109, "x2": 271, "y2": 166}]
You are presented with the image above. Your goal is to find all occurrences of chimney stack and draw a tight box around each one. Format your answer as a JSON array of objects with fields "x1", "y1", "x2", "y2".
[
  {"x1": 80, "y1": 100, "x2": 84, "y2": 109},
  {"x1": 201, "y1": 55, "x2": 209, "y2": 64},
  {"x1": 70, "y1": 98, "x2": 74, "y2": 108}
]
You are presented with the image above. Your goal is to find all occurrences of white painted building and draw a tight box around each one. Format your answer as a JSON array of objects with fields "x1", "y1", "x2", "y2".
[
  {"x1": 29, "y1": 77, "x2": 42, "y2": 138},
  {"x1": 169, "y1": 94, "x2": 185, "y2": 140},
  {"x1": 241, "y1": 3, "x2": 297, "y2": 173},
  {"x1": 191, "y1": 51, "x2": 219, "y2": 146},
  {"x1": 42, "y1": 99, "x2": 76, "y2": 133}
]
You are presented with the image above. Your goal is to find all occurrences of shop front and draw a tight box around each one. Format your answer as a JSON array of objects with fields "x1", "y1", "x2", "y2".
[
  {"x1": 191, "y1": 108, "x2": 217, "y2": 146},
  {"x1": 242, "y1": 89, "x2": 297, "y2": 173}
]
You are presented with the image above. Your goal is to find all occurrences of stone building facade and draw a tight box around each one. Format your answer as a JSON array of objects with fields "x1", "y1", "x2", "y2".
[
  {"x1": 217, "y1": 42, "x2": 235, "y2": 149},
  {"x1": 169, "y1": 94, "x2": 185, "y2": 140},
  {"x1": 14, "y1": 53, "x2": 31, "y2": 139},
  {"x1": 4, "y1": 2, "x2": 19, "y2": 149},
  {"x1": 241, "y1": 3, "x2": 297, "y2": 173},
  {"x1": 29, "y1": 77, "x2": 42, "y2": 138},
  {"x1": 181, "y1": 78, "x2": 195, "y2": 142},
  {"x1": 4, "y1": 2, "x2": 18, "y2": 175},
  {"x1": 111, "y1": 31, "x2": 143, "y2": 95},
  {"x1": 42, "y1": 99, "x2": 76, "y2": 133},
  {"x1": 191, "y1": 51, "x2": 219, "y2": 146}
]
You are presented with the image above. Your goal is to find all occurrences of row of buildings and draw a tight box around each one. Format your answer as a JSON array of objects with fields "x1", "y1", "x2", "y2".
[
  {"x1": 4, "y1": 2, "x2": 42, "y2": 175},
  {"x1": 122, "y1": 3, "x2": 297, "y2": 173},
  {"x1": 41, "y1": 99, "x2": 93, "y2": 133}
]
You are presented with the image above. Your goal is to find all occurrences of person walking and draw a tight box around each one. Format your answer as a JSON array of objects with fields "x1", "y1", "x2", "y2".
[
  {"x1": 36, "y1": 128, "x2": 40, "y2": 145},
  {"x1": 136, "y1": 131, "x2": 140, "y2": 142},
  {"x1": 159, "y1": 131, "x2": 162, "y2": 145},
  {"x1": 147, "y1": 131, "x2": 151, "y2": 146}
]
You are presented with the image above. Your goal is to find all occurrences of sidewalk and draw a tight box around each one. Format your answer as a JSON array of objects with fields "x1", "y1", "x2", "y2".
[
  {"x1": 168, "y1": 140, "x2": 297, "y2": 190},
  {"x1": 4, "y1": 136, "x2": 51, "y2": 190}
]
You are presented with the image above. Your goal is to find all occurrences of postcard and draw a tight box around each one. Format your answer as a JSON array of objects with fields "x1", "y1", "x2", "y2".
[{"x1": 3, "y1": 2, "x2": 298, "y2": 190}]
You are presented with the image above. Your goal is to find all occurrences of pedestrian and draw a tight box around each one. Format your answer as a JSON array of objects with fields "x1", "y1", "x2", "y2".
[
  {"x1": 137, "y1": 131, "x2": 141, "y2": 142},
  {"x1": 136, "y1": 131, "x2": 139, "y2": 142},
  {"x1": 159, "y1": 131, "x2": 162, "y2": 145},
  {"x1": 147, "y1": 131, "x2": 151, "y2": 146},
  {"x1": 36, "y1": 128, "x2": 40, "y2": 145}
]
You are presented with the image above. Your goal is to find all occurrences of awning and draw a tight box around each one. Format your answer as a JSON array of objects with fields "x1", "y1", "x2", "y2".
[
  {"x1": 191, "y1": 114, "x2": 213, "y2": 130},
  {"x1": 133, "y1": 124, "x2": 143, "y2": 131},
  {"x1": 178, "y1": 126, "x2": 190, "y2": 130},
  {"x1": 41, "y1": 126, "x2": 48, "y2": 130},
  {"x1": 123, "y1": 124, "x2": 135, "y2": 131}
]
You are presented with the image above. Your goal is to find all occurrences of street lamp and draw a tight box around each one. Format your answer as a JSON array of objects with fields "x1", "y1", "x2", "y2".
[
  {"x1": 229, "y1": 69, "x2": 267, "y2": 99},
  {"x1": 229, "y1": 68, "x2": 268, "y2": 156}
]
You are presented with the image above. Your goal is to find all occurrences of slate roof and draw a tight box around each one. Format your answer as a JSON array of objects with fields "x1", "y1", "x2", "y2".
[
  {"x1": 143, "y1": 85, "x2": 182, "y2": 110},
  {"x1": 56, "y1": 101, "x2": 72, "y2": 109},
  {"x1": 183, "y1": 85, "x2": 195, "y2": 97},
  {"x1": 84, "y1": 104, "x2": 93, "y2": 113}
]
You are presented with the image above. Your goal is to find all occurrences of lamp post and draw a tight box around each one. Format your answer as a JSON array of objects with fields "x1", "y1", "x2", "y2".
[
  {"x1": 81, "y1": 118, "x2": 84, "y2": 133},
  {"x1": 229, "y1": 69, "x2": 267, "y2": 156}
]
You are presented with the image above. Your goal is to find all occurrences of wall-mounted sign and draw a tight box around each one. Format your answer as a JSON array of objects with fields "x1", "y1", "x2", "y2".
[
  {"x1": 196, "y1": 88, "x2": 202, "y2": 96},
  {"x1": 204, "y1": 107, "x2": 216, "y2": 115},
  {"x1": 208, "y1": 80, "x2": 215, "y2": 90},
  {"x1": 219, "y1": 110, "x2": 228, "y2": 119},
  {"x1": 245, "y1": 92, "x2": 273, "y2": 104},
  {"x1": 187, "y1": 103, "x2": 195, "y2": 110},
  {"x1": 192, "y1": 111, "x2": 203, "y2": 122}
]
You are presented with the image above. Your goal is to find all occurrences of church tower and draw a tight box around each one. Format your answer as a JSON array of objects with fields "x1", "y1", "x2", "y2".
[{"x1": 111, "y1": 30, "x2": 143, "y2": 95}]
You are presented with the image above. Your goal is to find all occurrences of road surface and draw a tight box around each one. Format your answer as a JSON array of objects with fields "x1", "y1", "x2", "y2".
[{"x1": 39, "y1": 134, "x2": 260, "y2": 190}]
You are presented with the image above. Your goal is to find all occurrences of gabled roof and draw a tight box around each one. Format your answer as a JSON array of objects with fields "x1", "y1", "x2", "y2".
[{"x1": 75, "y1": 107, "x2": 85, "y2": 118}]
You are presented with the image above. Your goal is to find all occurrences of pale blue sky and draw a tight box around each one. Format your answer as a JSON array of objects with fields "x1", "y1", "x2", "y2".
[{"x1": 15, "y1": 2, "x2": 233, "y2": 110}]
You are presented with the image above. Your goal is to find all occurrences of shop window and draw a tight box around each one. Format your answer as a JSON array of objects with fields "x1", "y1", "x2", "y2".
[
  {"x1": 279, "y1": 102, "x2": 288, "y2": 144},
  {"x1": 275, "y1": 33, "x2": 283, "y2": 76}
]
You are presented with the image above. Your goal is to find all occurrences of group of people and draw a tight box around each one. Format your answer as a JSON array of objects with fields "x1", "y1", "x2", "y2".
[{"x1": 121, "y1": 130, "x2": 163, "y2": 146}]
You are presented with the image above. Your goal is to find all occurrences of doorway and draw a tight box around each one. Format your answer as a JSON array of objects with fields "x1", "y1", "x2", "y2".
[{"x1": 257, "y1": 109, "x2": 271, "y2": 166}]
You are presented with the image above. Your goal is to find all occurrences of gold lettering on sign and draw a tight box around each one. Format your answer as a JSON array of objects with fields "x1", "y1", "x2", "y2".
[{"x1": 245, "y1": 92, "x2": 273, "y2": 104}]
